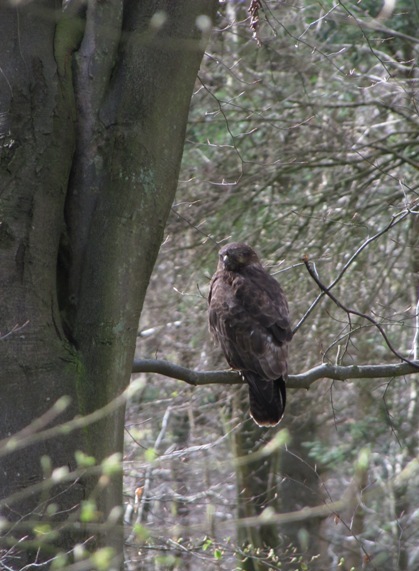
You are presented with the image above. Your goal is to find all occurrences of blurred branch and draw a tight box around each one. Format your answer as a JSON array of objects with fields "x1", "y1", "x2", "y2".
[
  {"x1": 0, "y1": 379, "x2": 144, "y2": 459},
  {"x1": 229, "y1": 454, "x2": 419, "y2": 537},
  {"x1": 132, "y1": 406, "x2": 172, "y2": 532},
  {"x1": 132, "y1": 358, "x2": 419, "y2": 390},
  {"x1": 333, "y1": 2, "x2": 419, "y2": 45}
]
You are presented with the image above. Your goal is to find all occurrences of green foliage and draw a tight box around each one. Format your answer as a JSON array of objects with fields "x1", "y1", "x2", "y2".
[
  {"x1": 133, "y1": 523, "x2": 150, "y2": 541},
  {"x1": 213, "y1": 547, "x2": 223, "y2": 560},
  {"x1": 75, "y1": 450, "x2": 97, "y2": 468},
  {"x1": 303, "y1": 410, "x2": 393, "y2": 472},
  {"x1": 80, "y1": 499, "x2": 99, "y2": 523},
  {"x1": 33, "y1": 523, "x2": 58, "y2": 542},
  {"x1": 144, "y1": 447, "x2": 157, "y2": 462},
  {"x1": 90, "y1": 547, "x2": 116, "y2": 571},
  {"x1": 101, "y1": 452, "x2": 122, "y2": 476},
  {"x1": 50, "y1": 552, "x2": 69, "y2": 570},
  {"x1": 201, "y1": 536, "x2": 213, "y2": 551}
]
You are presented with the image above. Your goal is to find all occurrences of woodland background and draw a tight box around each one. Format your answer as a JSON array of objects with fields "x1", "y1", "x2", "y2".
[
  {"x1": 126, "y1": 1, "x2": 419, "y2": 570},
  {"x1": 0, "y1": 0, "x2": 418, "y2": 570}
]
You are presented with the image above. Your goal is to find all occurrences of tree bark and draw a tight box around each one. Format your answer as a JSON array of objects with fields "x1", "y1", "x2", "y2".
[
  {"x1": 232, "y1": 387, "x2": 283, "y2": 571},
  {"x1": 0, "y1": 0, "x2": 217, "y2": 567}
]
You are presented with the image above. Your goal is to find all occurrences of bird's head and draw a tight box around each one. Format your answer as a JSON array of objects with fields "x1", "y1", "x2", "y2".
[{"x1": 218, "y1": 242, "x2": 261, "y2": 272}]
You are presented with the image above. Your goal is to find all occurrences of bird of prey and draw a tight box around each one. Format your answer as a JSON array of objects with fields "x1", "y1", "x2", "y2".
[{"x1": 208, "y1": 242, "x2": 292, "y2": 426}]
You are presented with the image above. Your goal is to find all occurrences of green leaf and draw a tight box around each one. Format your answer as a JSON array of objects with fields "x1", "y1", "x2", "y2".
[
  {"x1": 40, "y1": 455, "x2": 53, "y2": 477},
  {"x1": 33, "y1": 523, "x2": 52, "y2": 537},
  {"x1": 144, "y1": 448, "x2": 157, "y2": 463},
  {"x1": 75, "y1": 450, "x2": 97, "y2": 468},
  {"x1": 133, "y1": 523, "x2": 150, "y2": 541},
  {"x1": 80, "y1": 499, "x2": 98, "y2": 523},
  {"x1": 214, "y1": 548, "x2": 223, "y2": 560},
  {"x1": 202, "y1": 537, "x2": 212, "y2": 551},
  {"x1": 101, "y1": 452, "x2": 122, "y2": 476},
  {"x1": 355, "y1": 447, "x2": 370, "y2": 472},
  {"x1": 90, "y1": 547, "x2": 115, "y2": 571},
  {"x1": 50, "y1": 552, "x2": 68, "y2": 569}
]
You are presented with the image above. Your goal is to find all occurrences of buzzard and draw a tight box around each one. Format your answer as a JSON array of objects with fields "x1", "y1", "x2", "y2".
[{"x1": 208, "y1": 242, "x2": 292, "y2": 426}]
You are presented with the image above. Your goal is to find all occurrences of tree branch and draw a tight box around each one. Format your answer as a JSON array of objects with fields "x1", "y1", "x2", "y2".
[
  {"x1": 293, "y1": 210, "x2": 410, "y2": 334},
  {"x1": 132, "y1": 358, "x2": 419, "y2": 390},
  {"x1": 303, "y1": 255, "x2": 419, "y2": 369}
]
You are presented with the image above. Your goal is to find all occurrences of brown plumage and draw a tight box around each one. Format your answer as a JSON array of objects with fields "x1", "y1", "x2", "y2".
[{"x1": 208, "y1": 243, "x2": 292, "y2": 426}]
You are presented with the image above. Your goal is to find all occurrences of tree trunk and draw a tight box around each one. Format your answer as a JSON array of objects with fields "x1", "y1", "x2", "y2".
[
  {"x1": 0, "y1": 0, "x2": 217, "y2": 567},
  {"x1": 277, "y1": 395, "x2": 328, "y2": 569},
  {"x1": 232, "y1": 386, "x2": 283, "y2": 571}
]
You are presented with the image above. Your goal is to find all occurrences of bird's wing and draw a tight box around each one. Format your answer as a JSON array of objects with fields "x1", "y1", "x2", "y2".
[
  {"x1": 235, "y1": 266, "x2": 292, "y2": 345},
  {"x1": 208, "y1": 267, "x2": 291, "y2": 380}
]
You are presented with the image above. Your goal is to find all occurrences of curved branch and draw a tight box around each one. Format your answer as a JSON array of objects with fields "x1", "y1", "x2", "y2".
[
  {"x1": 132, "y1": 358, "x2": 419, "y2": 390},
  {"x1": 293, "y1": 210, "x2": 410, "y2": 334},
  {"x1": 303, "y1": 255, "x2": 419, "y2": 369}
]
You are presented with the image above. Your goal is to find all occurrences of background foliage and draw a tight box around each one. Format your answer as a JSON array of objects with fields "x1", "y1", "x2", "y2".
[
  {"x1": 1, "y1": 0, "x2": 417, "y2": 569},
  {"x1": 125, "y1": 1, "x2": 419, "y2": 570}
]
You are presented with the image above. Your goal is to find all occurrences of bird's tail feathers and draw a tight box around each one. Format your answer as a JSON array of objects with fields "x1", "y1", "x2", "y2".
[{"x1": 242, "y1": 372, "x2": 286, "y2": 427}]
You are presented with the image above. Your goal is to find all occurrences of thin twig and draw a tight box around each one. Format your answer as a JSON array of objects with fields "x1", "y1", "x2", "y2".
[
  {"x1": 132, "y1": 406, "x2": 172, "y2": 532},
  {"x1": 293, "y1": 210, "x2": 410, "y2": 334},
  {"x1": 302, "y1": 256, "x2": 419, "y2": 369}
]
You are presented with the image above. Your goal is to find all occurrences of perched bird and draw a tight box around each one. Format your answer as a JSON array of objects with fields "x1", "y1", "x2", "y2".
[{"x1": 208, "y1": 243, "x2": 292, "y2": 426}]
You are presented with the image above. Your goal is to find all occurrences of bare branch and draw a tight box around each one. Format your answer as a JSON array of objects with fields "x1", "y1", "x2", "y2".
[
  {"x1": 132, "y1": 358, "x2": 419, "y2": 390},
  {"x1": 131, "y1": 406, "x2": 172, "y2": 532},
  {"x1": 293, "y1": 210, "x2": 410, "y2": 334},
  {"x1": 132, "y1": 358, "x2": 238, "y2": 386},
  {"x1": 303, "y1": 255, "x2": 419, "y2": 369},
  {"x1": 290, "y1": 361, "x2": 419, "y2": 387},
  {"x1": 0, "y1": 320, "x2": 29, "y2": 341}
]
